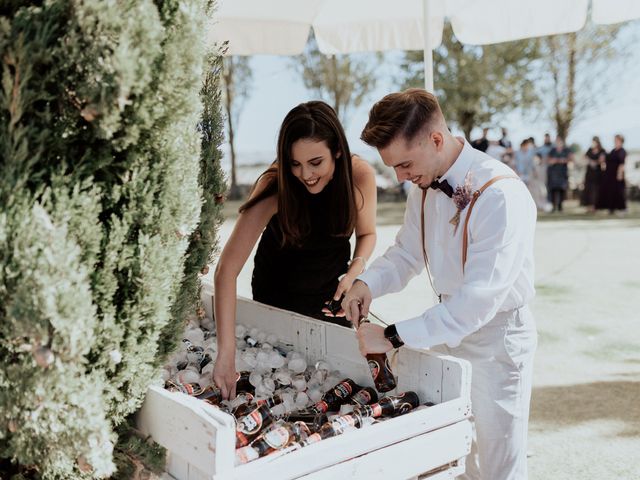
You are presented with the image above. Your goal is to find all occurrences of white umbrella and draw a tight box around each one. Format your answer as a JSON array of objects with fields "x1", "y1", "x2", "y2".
[{"x1": 207, "y1": 0, "x2": 640, "y2": 91}]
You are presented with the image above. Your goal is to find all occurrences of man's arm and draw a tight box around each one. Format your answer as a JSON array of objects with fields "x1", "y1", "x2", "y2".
[{"x1": 396, "y1": 183, "x2": 536, "y2": 349}]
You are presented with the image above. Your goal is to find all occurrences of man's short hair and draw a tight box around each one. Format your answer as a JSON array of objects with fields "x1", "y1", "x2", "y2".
[{"x1": 361, "y1": 88, "x2": 444, "y2": 149}]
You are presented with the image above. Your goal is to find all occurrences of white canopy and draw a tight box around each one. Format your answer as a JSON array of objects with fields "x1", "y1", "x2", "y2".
[{"x1": 208, "y1": 0, "x2": 640, "y2": 90}]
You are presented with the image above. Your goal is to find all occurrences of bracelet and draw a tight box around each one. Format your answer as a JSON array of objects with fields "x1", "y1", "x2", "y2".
[
  {"x1": 347, "y1": 256, "x2": 366, "y2": 274},
  {"x1": 384, "y1": 324, "x2": 405, "y2": 349}
]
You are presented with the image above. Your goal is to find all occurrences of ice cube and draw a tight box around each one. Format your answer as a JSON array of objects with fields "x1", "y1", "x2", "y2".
[
  {"x1": 288, "y1": 357, "x2": 307, "y2": 374},
  {"x1": 273, "y1": 369, "x2": 292, "y2": 386},
  {"x1": 266, "y1": 333, "x2": 279, "y2": 345},
  {"x1": 295, "y1": 392, "x2": 310, "y2": 408},
  {"x1": 292, "y1": 374, "x2": 307, "y2": 392},
  {"x1": 235, "y1": 324, "x2": 248, "y2": 339},
  {"x1": 256, "y1": 331, "x2": 268, "y2": 343},
  {"x1": 184, "y1": 328, "x2": 205, "y2": 346},
  {"x1": 262, "y1": 377, "x2": 276, "y2": 393},
  {"x1": 314, "y1": 360, "x2": 331, "y2": 372},
  {"x1": 249, "y1": 372, "x2": 263, "y2": 387},
  {"x1": 175, "y1": 369, "x2": 200, "y2": 384},
  {"x1": 307, "y1": 388, "x2": 322, "y2": 403},
  {"x1": 241, "y1": 351, "x2": 257, "y2": 368},
  {"x1": 269, "y1": 351, "x2": 286, "y2": 369}
]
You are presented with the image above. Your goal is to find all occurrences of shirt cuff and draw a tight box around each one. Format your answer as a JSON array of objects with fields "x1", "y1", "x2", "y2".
[
  {"x1": 395, "y1": 303, "x2": 461, "y2": 350},
  {"x1": 357, "y1": 270, "x2": 384, "y2": 299}
]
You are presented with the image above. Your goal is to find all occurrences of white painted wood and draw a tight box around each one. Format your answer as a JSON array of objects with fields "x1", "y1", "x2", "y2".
[
  {"x1": 295, "y1": 421, "x2": 471, "y2": 480},
  {"x1": 141, "y1": 286, "x2": 472, "y2": 480}
]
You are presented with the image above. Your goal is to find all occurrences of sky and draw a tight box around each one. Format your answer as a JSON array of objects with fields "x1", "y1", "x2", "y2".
[{"x1": 224, "y1": 23, "x2": 640, "y2": 171}]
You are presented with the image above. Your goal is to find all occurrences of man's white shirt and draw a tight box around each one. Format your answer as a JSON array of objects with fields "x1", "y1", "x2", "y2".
[{"x1": 359, "y1": 139, "x2": 537, "y2": 349}]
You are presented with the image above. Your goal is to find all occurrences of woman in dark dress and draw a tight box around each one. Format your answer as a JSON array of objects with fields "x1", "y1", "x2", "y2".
[
  {"x1": 213, "y1": 101, "x2": 377, "y2": 398},
  {"x1": 547, "y1": 136, "x2": 573, "y2": 212},
  {"x1": 597, "y1": 134, "x2": 627, "y2": 214},
  {"x1": 581, "y1": 136, "x2": 605, "y2": 213}
]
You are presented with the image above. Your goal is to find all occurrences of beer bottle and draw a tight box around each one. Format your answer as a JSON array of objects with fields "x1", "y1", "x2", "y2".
[
  {"x1": 235, "y1": 421, "x2": 310, "y2": 465},
  {"x1": 309, "y1": 378, "x2": 361, "y2": 413},
  {"x1": 349, "y1": 387, "x2": 378, "y2": 406},
  {"x1": 233, "y1": 393, "x2": 283, "y2": 418},
  {"x1": 284, "y1": 411, "x2": 328, "y2": 432},
  {"x1": 235, "y1": 403, "x2": 274, "y2": 448},
  {"x1": 235, "y1": 371, "x2": 254, "y2": 395},
  {"x1": 302, "y1": 413, "x2": 372, "y2": 446},
  {"x1": 359, "y1": 319, "x2": 397, "y2": 393},
  {"x1": 166, "y1": 382, "x2": 203, "y2": 396},
  {"x1": 195, "y1": 385, "x2": 223, "y2": 405},
  {"x1": 355, "y1": 391, "x2": 420, "y2": 419}
]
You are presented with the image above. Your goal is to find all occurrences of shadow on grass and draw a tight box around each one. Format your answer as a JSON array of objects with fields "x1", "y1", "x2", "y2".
[{"x1": 530, "y1": 381, "x2": 640, "y2": 438}]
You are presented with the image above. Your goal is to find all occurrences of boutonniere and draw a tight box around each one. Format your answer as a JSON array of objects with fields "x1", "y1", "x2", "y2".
[{"x1": 449, "y1": 173, "x2": 473, "y2": 234}]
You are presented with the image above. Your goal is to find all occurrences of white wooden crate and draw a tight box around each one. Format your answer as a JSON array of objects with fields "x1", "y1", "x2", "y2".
[{"x1": 138, "y1": 284, "x2": 472, "y2": 480}]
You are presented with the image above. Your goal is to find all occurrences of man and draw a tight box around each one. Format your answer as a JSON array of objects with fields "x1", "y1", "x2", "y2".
[
  {"x1": 471, "y1": 127, "x2": 489, "y2": 152},
  {"x1": 342, "y1": 89, "x2": 537, "y2": 480},
  {"x1": 499, "y1": 127, "x2": 512, "y2": 149}
]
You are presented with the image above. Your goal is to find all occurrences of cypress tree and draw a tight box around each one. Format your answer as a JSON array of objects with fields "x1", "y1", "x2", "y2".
[{"x1": 0, "y1": 1, "x2": 225, "y2": 478}]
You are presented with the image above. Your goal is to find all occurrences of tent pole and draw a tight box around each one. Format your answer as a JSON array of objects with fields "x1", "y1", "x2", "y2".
[{"x1": 422, "y1": 0, "x2": 434, "y2": 92}]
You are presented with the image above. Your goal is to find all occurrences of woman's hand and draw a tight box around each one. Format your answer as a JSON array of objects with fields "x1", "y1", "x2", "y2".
[
  {"x1": 323, "y1": 272, "x2": 357, "y2": 317},
  {"x1": 212, "y1": 350, "x2": 237, "y2": 400}
]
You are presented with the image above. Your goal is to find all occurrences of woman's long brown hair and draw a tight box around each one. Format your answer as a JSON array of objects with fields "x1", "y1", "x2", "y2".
[{"x1": 239, "y1": 101, "x2": 357, "y2": 246}]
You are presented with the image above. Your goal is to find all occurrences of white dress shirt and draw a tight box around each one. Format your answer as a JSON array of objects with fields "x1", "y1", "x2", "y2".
[{"x1": 359, "y1": 140, "x2": 537, "y2": 349}]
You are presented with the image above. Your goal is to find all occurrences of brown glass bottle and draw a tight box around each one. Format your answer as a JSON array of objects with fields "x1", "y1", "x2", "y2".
[
  {"x1": 355, "y1": 391, "x2": 420, "y2": 419},
  {"x1": 235, "y1": 371, "x2": 254, "y2": 395},
  {"x1": 235, "y1": 403, "x2": 274, "y2": 448},
  {"x1": 233, "y1": 393, "x2": 283, "y2": 418},
  {"x1": 349, "y1": 387, "x2": 378, "y2": 406},
  {"x1": 309, "y1": 378, "x2": 361, "y2": 414},
  {"x1": 235, "y1": 421, "x2": 310, "y2": 464},
  {"x1": 302, "y1": 413, "x2": 366, "y2": 446},
  {"x1": 284, "y1": 411, "x2": 328, "y2": 431}
]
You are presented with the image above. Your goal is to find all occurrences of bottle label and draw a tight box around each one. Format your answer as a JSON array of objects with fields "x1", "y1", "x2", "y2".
[
  {"x1": 331, "y1": 415, "x2": 356, "y2": 433},
  {"x1": 313, "y1": 400, "x2": 329, "y2": 413},
  {"x1": 264, "y1": 427, "x2": 290, "y2": 449},
  {"x1": 395, "y1": 402, "x2": 414, "y2": 415},
  {"x1": 303, "y1": 433, "x2": 322, "y2": 446},
  {"x1": 235, "y1": 446, "x2": 259, "y2": 464},
  {"x1": 371, "y1": 404, "x2": 383, "y2": 417},
  {"x1": 335, "y1": 381, "x2": 353, "y2": 398},
  {"x1": 352, "y1": 389, "x2": 373, "y2": 406},
  {"x1": 237, "y1": 408, "x2": 263, "y2": 435},
  {"x1": 368, "y1": 360, "x2": 380, "y2": 380}
]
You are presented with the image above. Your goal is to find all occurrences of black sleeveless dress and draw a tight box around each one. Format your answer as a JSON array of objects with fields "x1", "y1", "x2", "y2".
[{"x1": 251, "y1": 180, "x2": 351, "y2": 327}]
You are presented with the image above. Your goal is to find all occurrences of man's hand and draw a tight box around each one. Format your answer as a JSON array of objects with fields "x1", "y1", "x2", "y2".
[
  {"x1": 356, "y1": 323, "x2": 393, "y2": 356},
  {"x1": 341, "y1": 279, "x2": 372, "y2": 327}
]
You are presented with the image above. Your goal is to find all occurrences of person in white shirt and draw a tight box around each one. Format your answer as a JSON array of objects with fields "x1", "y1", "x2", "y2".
[{"x1": 342, "y1": 89, "x2": 537, "y2": 480}]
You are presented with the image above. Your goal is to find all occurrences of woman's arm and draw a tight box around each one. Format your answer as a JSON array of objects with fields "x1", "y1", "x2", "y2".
[
  {"x1": 332, "y1": 156, "x2": 377, "y2": 301},
  {"x1": 213, "y1": 178, "x2": 277, "y2": 398}
]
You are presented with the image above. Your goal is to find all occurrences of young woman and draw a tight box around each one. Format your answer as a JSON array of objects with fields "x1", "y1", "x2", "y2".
[
  {"x1": 597, "y1": 134, "x2": 627, "y2": 214},
  {"x1": 213, "y1": 101, "x2": 377, "y2": 398},
  {"x1": 581, "y1": 136, "x2": 606, "y2": 213}
]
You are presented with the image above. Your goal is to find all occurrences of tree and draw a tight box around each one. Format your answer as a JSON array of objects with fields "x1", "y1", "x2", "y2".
[
  {"x1": 538, "y1": 24, "x2": 630, "y2": 139},
  {"x1": 0, "y1": 0, "x2": 225, "y2": 478},
  {"x1": 293, "y1": 32, "x2": 381, "y2": 126},
  {"x1": 221, "y1": 54, "x2": 252, "y2": 199},
  {"x1": 401, "y1": 23, "x2": 540, "y2": 139}
]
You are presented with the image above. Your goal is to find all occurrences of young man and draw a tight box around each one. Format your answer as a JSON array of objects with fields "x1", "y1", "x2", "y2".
[{"x1": 342, "y1": 89, "x2": 537, "y2": 480}]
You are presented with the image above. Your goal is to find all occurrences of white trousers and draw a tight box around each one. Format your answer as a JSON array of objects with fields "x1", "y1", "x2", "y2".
[{"x1": 432, "y1": 305, "x2": 537, "y2": 480}]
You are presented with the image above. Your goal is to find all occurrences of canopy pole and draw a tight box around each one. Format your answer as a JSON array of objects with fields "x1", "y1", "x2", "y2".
[{"x1": 422, "y1": 0, "x2": 434, "y2": 92}]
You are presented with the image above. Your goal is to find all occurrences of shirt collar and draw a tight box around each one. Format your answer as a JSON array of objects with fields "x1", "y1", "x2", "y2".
[{"x1": 439, "y1": 138, "x2": 474, "y2": 189}]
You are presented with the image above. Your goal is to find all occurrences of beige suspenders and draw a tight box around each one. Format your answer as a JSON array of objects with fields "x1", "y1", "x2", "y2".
[{"x1": 420, "y1": 175, "x2": 520, "y2": 294}]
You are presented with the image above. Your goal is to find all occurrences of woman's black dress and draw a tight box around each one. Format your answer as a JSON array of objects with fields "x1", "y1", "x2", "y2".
[
  {"x1": 581, "y1": 147, "x2": 603, "y2": 207},
  {"x1": 597, "y1": 147, "x2": 627, "y2": 212},
  {"x1": 251, "y1": 180, "x2": 351, "y2": 327}
]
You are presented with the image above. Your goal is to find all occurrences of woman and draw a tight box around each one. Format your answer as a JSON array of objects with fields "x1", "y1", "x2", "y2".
[
  {"x1": 581, "y1": 136, "x2": 606, "y2": 213},
  {"x1": 597, "y1": 134, "x2": 627, "y2": 214},
  {"x1": 547, "y1": 136, "x2": 572, "y2": 213},
  {"x1": 213, "y1": 101, "x2": 377, "y2": 399}
]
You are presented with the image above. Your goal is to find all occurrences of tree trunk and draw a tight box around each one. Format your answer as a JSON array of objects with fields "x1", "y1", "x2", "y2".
[{"x1": 223, "y1": 58, "x2": 240, "y2": 199}]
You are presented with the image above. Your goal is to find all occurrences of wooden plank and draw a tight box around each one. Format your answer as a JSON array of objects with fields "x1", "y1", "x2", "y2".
[
  {"x1": 290, "y1": 421, "x2": 471, "y2": 480},
  {"x1": 137, "y1": 386, "x2": 228, "y2": 475}
]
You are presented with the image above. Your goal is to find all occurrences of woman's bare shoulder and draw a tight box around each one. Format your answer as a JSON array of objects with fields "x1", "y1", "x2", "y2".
[{"x1": 351, "y1": 155, "x2": 376, "y2": 184}]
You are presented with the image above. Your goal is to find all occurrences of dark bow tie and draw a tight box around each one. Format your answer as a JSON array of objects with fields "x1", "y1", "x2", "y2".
[{"x1": 428, "y1": 178, "x2": 453, "y2": 198}]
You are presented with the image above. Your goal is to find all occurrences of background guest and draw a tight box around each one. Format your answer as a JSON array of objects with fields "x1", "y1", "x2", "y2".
[
  {"x1": 471, "y1": 127, "x2": 490, "y2": 152},
  {"x1": 597, "y1": 134, "x2": 627, "y2": 214},
  {"x1": 581, "y1": 136, "x2": 606, "y2": 213},
  {"x1": 547, "y1": 136, "x2": 573, "y2": 212}
]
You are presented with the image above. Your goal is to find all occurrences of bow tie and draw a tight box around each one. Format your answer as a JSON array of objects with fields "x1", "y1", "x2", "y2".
[{"x1": 428, "y1": 178, "x2": 453, "y2": 198}]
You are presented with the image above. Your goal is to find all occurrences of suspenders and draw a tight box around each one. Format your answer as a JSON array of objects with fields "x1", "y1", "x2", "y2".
[{"x1": 420, "y1": 174, "x2": 520, "y2": 298}]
